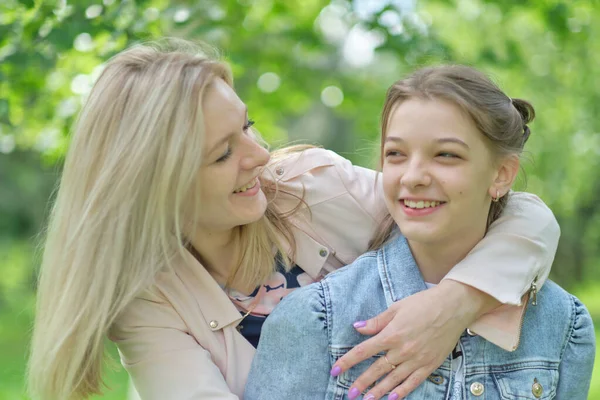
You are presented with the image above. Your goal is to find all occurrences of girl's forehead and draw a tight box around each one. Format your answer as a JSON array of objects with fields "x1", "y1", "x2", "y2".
[{"x1": 386, "y1": 98, "x2": 477, "y2": 137}]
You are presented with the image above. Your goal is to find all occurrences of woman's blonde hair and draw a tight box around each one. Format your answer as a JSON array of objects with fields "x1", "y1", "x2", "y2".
[
  {"x1": 28, "y1": 38, "x2": 296, "y2": 399},
  {"x1": 370, "y1": 65, "x2": 534, "y2": 250}
]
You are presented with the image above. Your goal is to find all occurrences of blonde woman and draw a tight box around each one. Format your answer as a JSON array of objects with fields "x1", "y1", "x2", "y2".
[{"x1": 28, "y1": 39, "x2": 559, "y2": 400}]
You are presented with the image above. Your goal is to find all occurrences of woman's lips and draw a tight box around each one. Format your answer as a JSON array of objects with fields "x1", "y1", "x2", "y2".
[{"x1": 233, "y1": 178, "x2": 260, "y2": 197}]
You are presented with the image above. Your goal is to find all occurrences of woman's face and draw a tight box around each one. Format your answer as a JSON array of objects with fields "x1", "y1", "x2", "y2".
[
  {"x1": 382, "y1": 97, "x2": 500, "y2": 245},
  {"x1": 195, "y1": 79, "x2": 270, "y2": 235}
]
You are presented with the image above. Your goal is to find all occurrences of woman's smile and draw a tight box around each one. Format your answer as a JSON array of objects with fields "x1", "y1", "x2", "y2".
[{"x1": 233, "y1": 177, "x2": 261, "y2": 196}]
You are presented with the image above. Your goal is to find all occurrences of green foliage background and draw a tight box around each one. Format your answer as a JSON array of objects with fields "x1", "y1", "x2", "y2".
[{"x1": 1, "y1": 0, "x2": 599, "y2": 398}]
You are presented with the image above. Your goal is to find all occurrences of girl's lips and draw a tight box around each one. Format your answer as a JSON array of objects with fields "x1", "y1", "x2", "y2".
[
  {"x1": 400, "y1": 200, "x2": 445, "y2": 216},
  {"x1": 234, "y1": 179, "x2": 260, "y2": 197}
]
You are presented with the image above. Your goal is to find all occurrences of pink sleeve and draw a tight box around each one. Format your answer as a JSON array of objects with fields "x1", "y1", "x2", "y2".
[{"x1": 443, "y1": 191, "x2": 559, "y2": 305}]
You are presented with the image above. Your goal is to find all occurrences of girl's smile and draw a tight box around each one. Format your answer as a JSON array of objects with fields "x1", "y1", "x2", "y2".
[{"x1": 400, "y1": 198, "x2": 447, "y2": 217}]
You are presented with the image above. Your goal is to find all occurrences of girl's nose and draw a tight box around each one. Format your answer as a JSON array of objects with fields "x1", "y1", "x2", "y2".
[{"x1": 400, "y1": 159, "x2": 431, "y2": 188}]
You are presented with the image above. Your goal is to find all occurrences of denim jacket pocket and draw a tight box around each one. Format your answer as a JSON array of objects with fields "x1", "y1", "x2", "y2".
[
  {"x1": 330, "y1": 347, "x2": 445, "y2": 400},
  {"x1": 331, "y1": 347, "x2": 384, "y2": 390},
  {"x1": 492, "y1": 362, "x2": 559, "y2": 399}
]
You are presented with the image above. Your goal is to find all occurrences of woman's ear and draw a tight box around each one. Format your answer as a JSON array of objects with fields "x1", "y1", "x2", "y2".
[{"x1": 489, "y1": 154, "x2": 520, "y2": 198}]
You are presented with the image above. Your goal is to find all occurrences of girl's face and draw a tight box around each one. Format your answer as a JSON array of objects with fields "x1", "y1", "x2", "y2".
[
  {"x1": 195, "y1": 79, "x2": 270, "y2": 235},
  {"x1": 382, "y1": 97, "x2": 504, "y2": 246}
]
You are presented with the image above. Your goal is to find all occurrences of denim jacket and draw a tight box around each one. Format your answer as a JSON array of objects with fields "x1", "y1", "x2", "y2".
[{"x1": 245, "y1": 234, "x2": 595, "y2": 400}]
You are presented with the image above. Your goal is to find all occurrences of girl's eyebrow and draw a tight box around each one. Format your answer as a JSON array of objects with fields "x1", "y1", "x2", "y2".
[
  {"x1": 436, "y1": 137, "x2": 470, "y2": 149},
  {"x1": 385, "y1": 136, "x2": 470, "y2": 150}
]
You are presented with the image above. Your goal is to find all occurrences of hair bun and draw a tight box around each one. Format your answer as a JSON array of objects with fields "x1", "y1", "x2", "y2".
[
  {"x1": 511, "y1": 98, "x2": 536, "y2": 125},
  {"x1": 511, "y1": 98, "x2": 535, "y2": 145}
]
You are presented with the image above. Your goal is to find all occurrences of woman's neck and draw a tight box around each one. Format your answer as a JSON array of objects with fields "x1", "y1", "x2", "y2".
[
  {"x1": 188, "y1": 227, "x2": 239, "y2": 286},
  {"x1": 408, "y1": 226, "x2": 486, "y2": 284}
]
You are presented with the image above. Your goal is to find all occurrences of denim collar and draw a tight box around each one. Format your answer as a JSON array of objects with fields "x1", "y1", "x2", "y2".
[{"x1": 377, "y1": 232, "x2": 428, "y2": 307}]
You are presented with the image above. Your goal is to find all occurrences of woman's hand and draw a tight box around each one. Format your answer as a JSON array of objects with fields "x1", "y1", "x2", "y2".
[{"x1": 329, "y1": 280, "x2": 498, "y2": 400}]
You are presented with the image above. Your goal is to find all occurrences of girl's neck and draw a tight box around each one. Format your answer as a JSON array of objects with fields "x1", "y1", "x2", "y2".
[{"x1": 407, "y1": 227, "x2": 486, "y2": 284}]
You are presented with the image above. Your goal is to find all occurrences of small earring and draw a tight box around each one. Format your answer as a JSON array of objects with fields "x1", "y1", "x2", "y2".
[{"x1": 492, "y1": 190, "x2": 500, "y2": 203}]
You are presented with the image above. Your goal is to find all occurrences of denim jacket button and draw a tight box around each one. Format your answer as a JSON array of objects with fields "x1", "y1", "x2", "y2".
[
  {"x1": 319, "y1": 248, "x2": 328, "y2": 257},
  {"x1": 209, "y1": 320, "x2": 219, "y2": 329},
  {"x1": 276, "y1": 167, "x2": 284, "y2": 176},
  {"x1": 466, "y1": 328, "x2": 477, "y2": 336},
  {"x1": 470, "y1": 382, "x2": 484, "y2": 396},
  {"x1": 532, "y1": 379, "x2": 543, "y2": 398}
]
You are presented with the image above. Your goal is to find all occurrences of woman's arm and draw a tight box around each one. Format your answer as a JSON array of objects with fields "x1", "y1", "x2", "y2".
[
  {"x1": 245, "y1": 285, "x2": 331, "y2": 400},
  {"x1": 110, "y1": 297, "x2": 239, "y2": 400}
]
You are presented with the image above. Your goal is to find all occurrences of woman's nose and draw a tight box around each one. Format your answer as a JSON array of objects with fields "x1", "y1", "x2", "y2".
[{"x1": 241, "y1": 136, "x2": 270, "y2": 170}]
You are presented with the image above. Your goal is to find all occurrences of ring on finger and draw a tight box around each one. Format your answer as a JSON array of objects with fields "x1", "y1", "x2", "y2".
[{"x1": 383, "y1": 354, "x2": 397, "y2": 370}]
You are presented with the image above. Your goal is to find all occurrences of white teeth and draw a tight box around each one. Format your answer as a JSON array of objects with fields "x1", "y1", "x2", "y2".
[
  {"x1": 403, "y1": 200, "x2": 441, "y2": 209},
  {"x1": 234, "y1": 179, "x2": 256, "y2": 193}
]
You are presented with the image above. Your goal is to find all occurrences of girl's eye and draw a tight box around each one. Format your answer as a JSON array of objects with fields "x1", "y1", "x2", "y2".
[
  {"x1": 243, "y1": 119, "x2": 255, "y2": 132},
  {"x1": 437, "y1": 152, "x2": 459, "y2": 159},
  {"x1": 215, "y1": 147, "x2": 232, "y2": 163},
  {"x1": 385, "y1": 150, "x2": 405, "y2": 158}
]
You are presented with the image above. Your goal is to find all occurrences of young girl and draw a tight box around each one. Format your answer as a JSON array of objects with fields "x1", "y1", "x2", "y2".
[
  {"x1": 28, "y1": 40, "x2": 560, "y2": 400},
  {"x1": 245, "y1": 65, "x2": 595, "y2": 400}
]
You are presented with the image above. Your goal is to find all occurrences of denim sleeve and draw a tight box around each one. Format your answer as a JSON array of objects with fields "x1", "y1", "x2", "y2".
[
  {"x1": 245, "y1": 283, "x2": 330, "y2": 400},
  {"x1": 555, "y1": 296, "x2": 596, "y2": 399}
]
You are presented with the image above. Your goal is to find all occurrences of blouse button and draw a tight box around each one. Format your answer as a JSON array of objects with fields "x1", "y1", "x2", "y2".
[
  {"x1": 275, "y1": 167, "x2": 284, "y2": 176},
  {"x1": 470, "y1": 382, "x2": 484, "y2": 396},
  {"x1": 209, "y1": 320, "x2": 219, "y2": 329},
  {"x1": 319, "y1": 248, "x2": 328, "y2": 257},
  {"x1": 532, "y1": 378, "x2": 543, "y2": 398}
]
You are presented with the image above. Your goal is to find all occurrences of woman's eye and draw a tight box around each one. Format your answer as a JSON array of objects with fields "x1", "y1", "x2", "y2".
[
  {"x1": 215, "y1": 147, "x2": 232, "y2": 163},
  {"x1": 243, "y1": 119, "x2": 255, "y2": 132}
]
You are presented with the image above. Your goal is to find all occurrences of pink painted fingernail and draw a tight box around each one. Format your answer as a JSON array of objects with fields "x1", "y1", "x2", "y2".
[
  {"x1": 348, "y1": 387, "x2": 361, "y2": 399},
  {"x1": 364, "y1": 394, "x2": 376, "y2": 400},
  {"x1": 353, "y1": 320, "x2": 367, "y2": 328},
  {"x1": 330, "y1": 365, "x2": 342, "y2": 377},
  {"x1": 388, "y1": 393, "x2": 400, "y2": 400}
]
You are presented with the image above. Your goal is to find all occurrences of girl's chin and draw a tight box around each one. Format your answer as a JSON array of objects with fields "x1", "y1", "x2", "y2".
[{"x1": 396, "y1": 222, "x2": 442, "y2": 242}]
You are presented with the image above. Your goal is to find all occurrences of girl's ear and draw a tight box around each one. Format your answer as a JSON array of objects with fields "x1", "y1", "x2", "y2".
[{"x1": 489, "y1": 154, "x2": 520, "y2": 198}]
